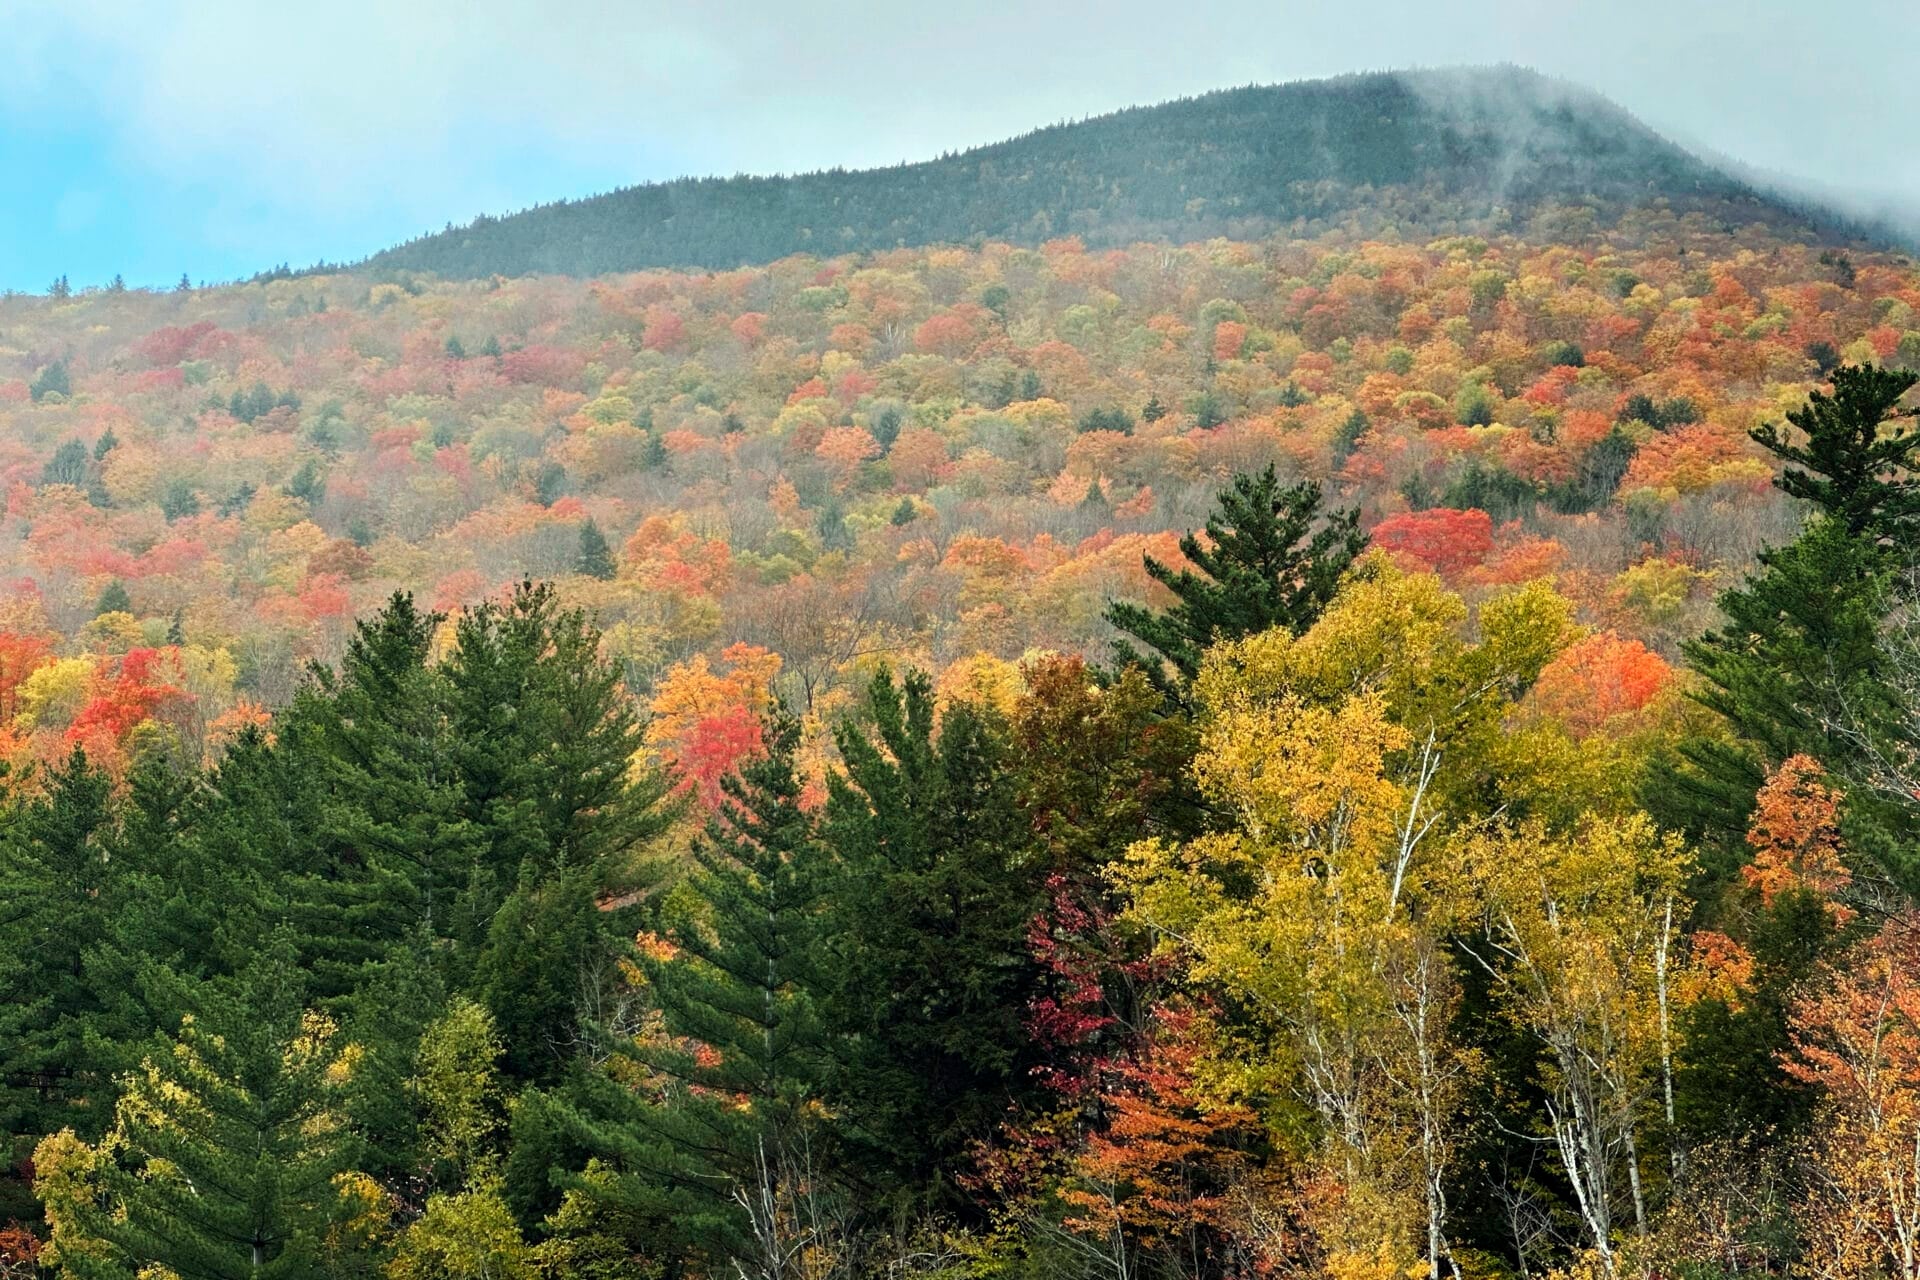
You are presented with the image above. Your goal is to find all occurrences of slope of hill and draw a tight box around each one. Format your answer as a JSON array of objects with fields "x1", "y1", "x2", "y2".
[
  {"x1": 0, "y1": 207, "x2": 1908, "y2": 781},
  {"x1": 363, "y1": 66, "x2": 1846, "y2": 281}
]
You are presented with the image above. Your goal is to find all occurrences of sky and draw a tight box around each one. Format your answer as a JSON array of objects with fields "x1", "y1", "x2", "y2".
[{"x1": 1, "y1": 0, "x2": 1915, "y2": 294}]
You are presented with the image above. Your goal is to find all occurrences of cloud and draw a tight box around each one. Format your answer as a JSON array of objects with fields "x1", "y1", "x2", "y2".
[
  {"x1": 0, "y1": 0, "x2": 1914, "y2": 280},
  {"x1": 5, "y1": 2, "x2": 735, "y2": 216}
]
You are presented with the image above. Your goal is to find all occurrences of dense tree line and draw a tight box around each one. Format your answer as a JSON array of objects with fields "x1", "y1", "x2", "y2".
[{"x1": 8, "y1": 370, "x2": 1920, "y2": 1279}]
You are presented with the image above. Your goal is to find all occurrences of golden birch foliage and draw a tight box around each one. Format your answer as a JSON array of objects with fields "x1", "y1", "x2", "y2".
[
  {"x1": 1458, "y1": 814, "x2": 1692, "y2": 1273},
  {"x1": 1119, "y1": 567, "x2": 1560, "y2": 1274},
  {"x1": 1461, "y1": 814, "x2": 1690, "y2": 1088},
  {"x1": 1192, "y1": 558, "x2": 1576, "y2": 817}
]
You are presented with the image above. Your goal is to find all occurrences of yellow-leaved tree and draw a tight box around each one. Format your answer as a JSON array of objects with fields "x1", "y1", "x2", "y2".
[
  {"x1": 1117, "y1": 557, "x2": 1577, "y2": 1279},
  {"x1": 1457, "y1": 814, "x2": 1692, "y2": 1280}
]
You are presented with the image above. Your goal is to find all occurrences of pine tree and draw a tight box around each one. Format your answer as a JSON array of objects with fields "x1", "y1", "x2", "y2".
[
  {"x1": 567, "y1": 713, "x2": 838, "y2": 1269},
  {"x1": 439, "y1": 584, "x2": 672, "y2": 1084},
  {"x1": 1750, "y1": 363, "x2": 1920, "y2": 538},
  {"x1": 441, "y1": 582, "x2": 671, "y2": 894},
  {"x1": 0, "y1": 750, "x2": 119, "y2": 1142},
  {"x1": 575, "y1": 519, "x2": 616, "y2": 580},
  {"x1": 280, "y1": 593, "x2": 480, "y2": 995},
  {"x1": 640, "y1": 430, "x2": 669, "y2": 472},
  {"x1": 90, "y1": 579, "x2": 129, "y2": 621},
  {"x1": 81, "y1": 750, "x2": 210, "y2": 1074},
  {"x1": 816, "y1": 498, "x2": 851, "y2": 551},
  {"x1": 43, "y1": 438, "x2": 89, "y2": 488},
  {"x1": 819, "y1": 670, "x2": 1044, "y2": 1211},
  {"x1": 35, "y1": 936, "x2": 361, "y2": 1280},
  {"x1": 470, "y1": 864, "x2": 604, "y2": 1086},
  {"x1": 1106, "y1": 464, "x2": 1365, "y2": 690},
  {"x1": 1652, "y1": 366, "x2": 1920, "y2": 883},
  {"x1": 534, "y1": 461, "x2": 568, "y2": 507},
  {"x1": 648, "y1": 711, "x2": 827, "y2": 1116}
]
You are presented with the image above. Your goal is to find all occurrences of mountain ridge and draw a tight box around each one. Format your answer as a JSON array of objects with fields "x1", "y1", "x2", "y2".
[{"x1": 352, "y1": 65, "x2": 1879, "y2": 281}]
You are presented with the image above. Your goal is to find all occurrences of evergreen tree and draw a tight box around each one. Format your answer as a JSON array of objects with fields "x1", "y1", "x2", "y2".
[
  {"x1": 92, "y1": 580, "x2": 131, "y2": 618},
  {"x1": 817, "y1": 498, "x2": 851, "y2": 551},
  {"x1": 1330, "y1": 407, "x2": 1370, "y2": 468},
  {"x1": 280, "y1": 593, "x2": 480, "y2": 995},
  {"x1": 575, "y1": 518, "x2": 616, "y2": 580},
  {"x1": 1106, "y1": 464, "x2": 1365, "y2": 690},
  {"x1": 92, "y1": 426, "x2": 118, "y2": 460},
  {"x1": 1188, "y1": 389, "x2": 1228, "y2": 429},
  {"x1": 443, "y1": 584, "x2": 673, "y2": 1080},
  {"x1": 648, "y1": 712, "x2": 827, "y2": 1133},
  {"x1": 82, "y1": 750, "x2": 211, "y2": 1071},
  {"x1": 567, "y1": 713, "x2": 837, "y2": 1269},
  {"x1": 337, "y1": 930, "x2": 448, "y2": 1184},
  {"x1": 534, "y1": 460, "x2": 568, "y2": 507},
  {"x1": 1751, "y1": 363, "x2": 1920, "y2": 537},
  {"x1": 284, "y1": 457, "x2": 326, "y2": 505},
  {"x1": 441, "y1": 582, "x2": 671, "y2": 896},
  {"x1": 0, "y1": 749, "x2": 119, "y2": 1142},
  {"x1": 159, "y1": 478, "x2": 201, "y2": 522},
  {"x1": 1575, "y1": 425, "x2": 1637, "y2": 508},
  {"x1": 470, "y1": 864, "x2": 604, "y2": 1086},
  {"x1": 1674, "y1": 888, "x2": 1833, "y2": 1141},
  {"x1": 42, "y1": 438, "x2": 89, "y2": 487},
  {"x1": 819, "y1": 670, "x2": 1044, "y2": 1211},
  {"x1": 640, "y1": 430, "x2": 669, "y2": 472},
  {"x1": 871, "y1": 402, "x2": 904, "y2": 451},
  {"x1": 35, "y1": 936, "x2": 360, "y2": 1280},
  {"x1": 1651, "y1": 366, "x2": 1920, "y2": 880}
]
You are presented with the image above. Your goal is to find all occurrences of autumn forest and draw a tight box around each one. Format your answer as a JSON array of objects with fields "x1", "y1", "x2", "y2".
[{"x1": 4, "y1": 71, "x2": 1920, "y2": 1280}]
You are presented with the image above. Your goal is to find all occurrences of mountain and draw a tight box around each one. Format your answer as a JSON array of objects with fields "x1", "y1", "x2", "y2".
[{"x1": 361, "y1": 65, "x2": 1862, "y2": 281}]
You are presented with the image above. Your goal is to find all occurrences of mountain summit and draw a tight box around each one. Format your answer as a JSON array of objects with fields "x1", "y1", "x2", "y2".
[{"x1": 367, "y1": 66, "x2": 1850, "y2": 279}]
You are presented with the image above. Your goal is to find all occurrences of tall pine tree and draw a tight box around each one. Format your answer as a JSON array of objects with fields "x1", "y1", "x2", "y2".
[
  {"x1": 565, "y1": 712, "x2": 838, "y2": 1272},
  {"x1": 1106, "y1": 465, "x2": 1364, "y2": 691},
  {"x1": 0, "y1": 749, "x2": 119, "y2": 1144},
  {"x1": 1651, "y1": 365, "x2": 1920, "y2": 884},
  {"x1": 280, "y1": 593, "x2": 480, "y2": 994},
  {"x1": 575, "y1": 519, "x2": 617, "y2": 580},
  {"x1": 819, "y1": 670, "x2": 1045, "y2": 1213},
  {"x1": 35, "y1": 935, "x2": 360, "y2": 1280}
]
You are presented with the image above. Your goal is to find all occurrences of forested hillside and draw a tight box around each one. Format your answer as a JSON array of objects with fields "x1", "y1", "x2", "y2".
[
  {"x1": 363, "y1": 67, "x2": 1849, "y2": 280},
  {"x1": 5, "y1": 185, "x2": 1920, "y2": 1278}
]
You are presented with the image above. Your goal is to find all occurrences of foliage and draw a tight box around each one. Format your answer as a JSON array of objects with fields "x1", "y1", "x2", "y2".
[{"x1": 1106, "y1": 465, "x2": 1363, "y2": 690}]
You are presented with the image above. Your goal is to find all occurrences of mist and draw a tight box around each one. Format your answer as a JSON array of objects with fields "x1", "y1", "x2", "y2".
[{"x1": 1, "y1": 0, "x2": 1915, "y2": 289}]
